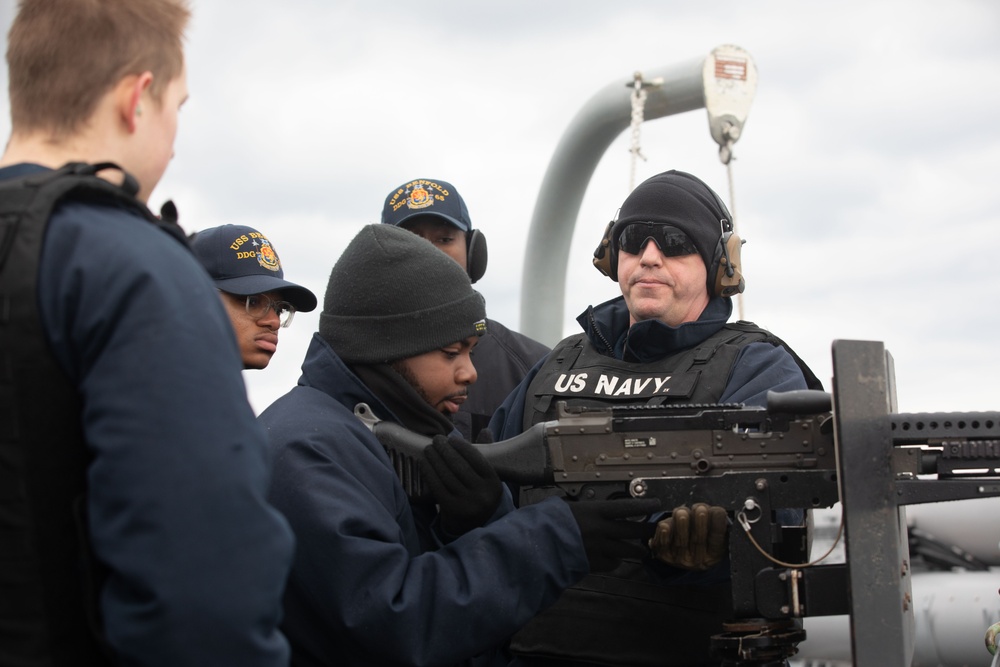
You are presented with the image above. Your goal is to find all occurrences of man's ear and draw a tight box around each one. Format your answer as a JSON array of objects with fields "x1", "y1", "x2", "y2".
[{"x1": 118, "y1": 71, "x2": 154, "y2": 133}]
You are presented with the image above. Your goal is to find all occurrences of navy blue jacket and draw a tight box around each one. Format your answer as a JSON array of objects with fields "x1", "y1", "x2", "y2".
[
  {"x1": 259, "y1": 333, "x2": 590, "y2": 667},
  {"x1": 17, "y1": 163, "x2": 295, "y2": 665}
]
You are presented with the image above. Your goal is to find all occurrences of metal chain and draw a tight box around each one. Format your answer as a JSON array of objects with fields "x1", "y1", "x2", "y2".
[
  {"x1": 628, "y1": 72, "x2": 648, "y2": 192},
  {"x1": 719, "y1": 122, "x2": 745, "y2": 321}
]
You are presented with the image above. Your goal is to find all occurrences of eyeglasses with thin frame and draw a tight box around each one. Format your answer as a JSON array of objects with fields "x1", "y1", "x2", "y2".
[
  {"x1": 222, "y1": 292, "x2": 296, "y2": 328},
  {"x1": 247, "y1": 293, "x2": 296, "y2": 328}
]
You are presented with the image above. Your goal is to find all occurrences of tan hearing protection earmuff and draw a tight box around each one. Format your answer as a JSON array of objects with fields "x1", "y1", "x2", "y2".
[
  {"x1": 714, "y1": 221, "x2": 745, "y2": 297},
  {"x1": 704, "y1": 178, "x2": 746, "y2": 297},
  {"x1": 592, "y1": 220, "x2": 616, "y2": 278}
]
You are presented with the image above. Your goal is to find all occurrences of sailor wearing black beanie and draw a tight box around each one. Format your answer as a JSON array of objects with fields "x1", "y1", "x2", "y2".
[
  {"x1": 319, "y1": 224, "x2": 486, "y2": 364},
  {"x1": 258, "y1": 221, "x2": 658, "y2": 667}
]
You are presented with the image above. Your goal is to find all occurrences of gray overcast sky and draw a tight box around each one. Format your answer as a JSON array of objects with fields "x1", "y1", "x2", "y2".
[{"x1": 3, "y1": 1, "x2": 999, "y2": 413}]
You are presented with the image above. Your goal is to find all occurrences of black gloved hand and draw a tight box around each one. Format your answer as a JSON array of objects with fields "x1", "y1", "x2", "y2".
[
  {"x1": 649, "y1": 503, "x2": 729, "y2": 570},
  {"x1": 420, "y1": 434, "x2": 503, "y2": 536},
  {"x1": 564, "y1": 498, "x2": 661, "y2": 573}
]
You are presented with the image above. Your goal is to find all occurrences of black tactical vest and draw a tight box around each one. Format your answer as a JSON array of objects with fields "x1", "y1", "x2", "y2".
[
  {"x1": 511, "y1": 322, "x2": 819, "y2": 667},
  {"x1": 0, "y1": 163, "x2": 172, "y2": 666},
  {"x1": 522, "y1": 321, "x2": 816, "y2": 431}
]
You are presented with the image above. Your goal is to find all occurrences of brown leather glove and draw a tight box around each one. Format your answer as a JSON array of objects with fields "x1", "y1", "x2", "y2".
[{"x1": 649, "y1": 503, "x2": 728, "y2": 570}]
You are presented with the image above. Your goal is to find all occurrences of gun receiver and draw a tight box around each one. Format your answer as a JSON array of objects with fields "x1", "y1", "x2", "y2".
[{"x1": 537, "y1": 391, "x2": 836, "y2": 508}]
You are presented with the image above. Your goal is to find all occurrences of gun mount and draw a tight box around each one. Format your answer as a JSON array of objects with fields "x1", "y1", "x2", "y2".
[{"x1": 360, "y1": 340, "x2": 1000, "y2": 666}]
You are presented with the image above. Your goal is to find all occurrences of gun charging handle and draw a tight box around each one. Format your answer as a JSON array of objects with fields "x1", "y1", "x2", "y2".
[{"x1": 766, "y1": 389, "x2": 831, "y2": 415}]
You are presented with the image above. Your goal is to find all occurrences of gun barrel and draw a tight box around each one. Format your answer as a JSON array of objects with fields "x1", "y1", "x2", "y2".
[{"x1": 890, "y1": 412, "x2": 1000, "y2": 444}]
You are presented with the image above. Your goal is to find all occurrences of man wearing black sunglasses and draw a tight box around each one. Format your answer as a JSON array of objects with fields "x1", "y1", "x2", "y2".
[
  {"x1": 192, "y1": 224, "x2": 317, "y2": 369},
  {"x1": 490, "y1": 170, "x2": 821, "y2": 667}
]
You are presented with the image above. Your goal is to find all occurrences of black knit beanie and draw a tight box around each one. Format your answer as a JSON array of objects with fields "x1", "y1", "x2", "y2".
[
  {"x1": 319, "y1": 224, "x2": 487, "y2": 364},
  {"x1": 611, "y1": 170, "x2": 731, "y2": 288}
]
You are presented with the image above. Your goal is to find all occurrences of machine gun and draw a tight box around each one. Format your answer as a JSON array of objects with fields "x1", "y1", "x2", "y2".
[
  {"x1": 358, "y1": 389, "x2": 837, "y2": 504},
  {"x1": 357, "y1": 340, "x2": 1000, "y2": 666}
]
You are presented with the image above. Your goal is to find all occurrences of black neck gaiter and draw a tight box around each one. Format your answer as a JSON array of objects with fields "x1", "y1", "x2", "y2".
[{"x1": 351, "y1": 363, "x2": 454, "y2": 437}]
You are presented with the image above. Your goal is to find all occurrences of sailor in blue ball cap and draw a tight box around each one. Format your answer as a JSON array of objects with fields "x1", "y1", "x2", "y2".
[
  {"x1": 381, "y1": 177, "x2": 550, "y2": 440},
  {"x1": 191, "y1": 224, "x2": 317, "y2": 369}
]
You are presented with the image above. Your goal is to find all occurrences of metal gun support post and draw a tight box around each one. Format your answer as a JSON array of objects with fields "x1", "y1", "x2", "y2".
[{"x1": 832, "y1": 340, "x2": 914, "y2": 667}]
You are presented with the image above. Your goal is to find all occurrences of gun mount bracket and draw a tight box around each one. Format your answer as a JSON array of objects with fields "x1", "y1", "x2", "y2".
[{"x1": 710, "y1": 618, "x2": 805, "y2": 666}]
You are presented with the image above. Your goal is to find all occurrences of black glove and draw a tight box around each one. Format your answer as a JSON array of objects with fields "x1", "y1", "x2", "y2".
[
  {"x1": 649, "y1": 503, "x2": 729, "y2": 570},
  {"x1": 565, "y1": 498, "x2": 661, "y2": 573},
  {"x1": 420, "y1": 434, "x2": 503, "y2": 536}
]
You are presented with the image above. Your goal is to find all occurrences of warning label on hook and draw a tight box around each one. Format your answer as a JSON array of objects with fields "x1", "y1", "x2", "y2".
[{"x1": 715, "y1": 57, "x2": 748, "y2": 81}]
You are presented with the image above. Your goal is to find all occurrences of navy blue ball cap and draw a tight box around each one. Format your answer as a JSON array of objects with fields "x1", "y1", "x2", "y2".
[
  {"x1": 381, "y1": 178, "x2": 472, "y2": 232},
  {"x1": 190, "y1": 224, "x2": 317, "y2": 312}
]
